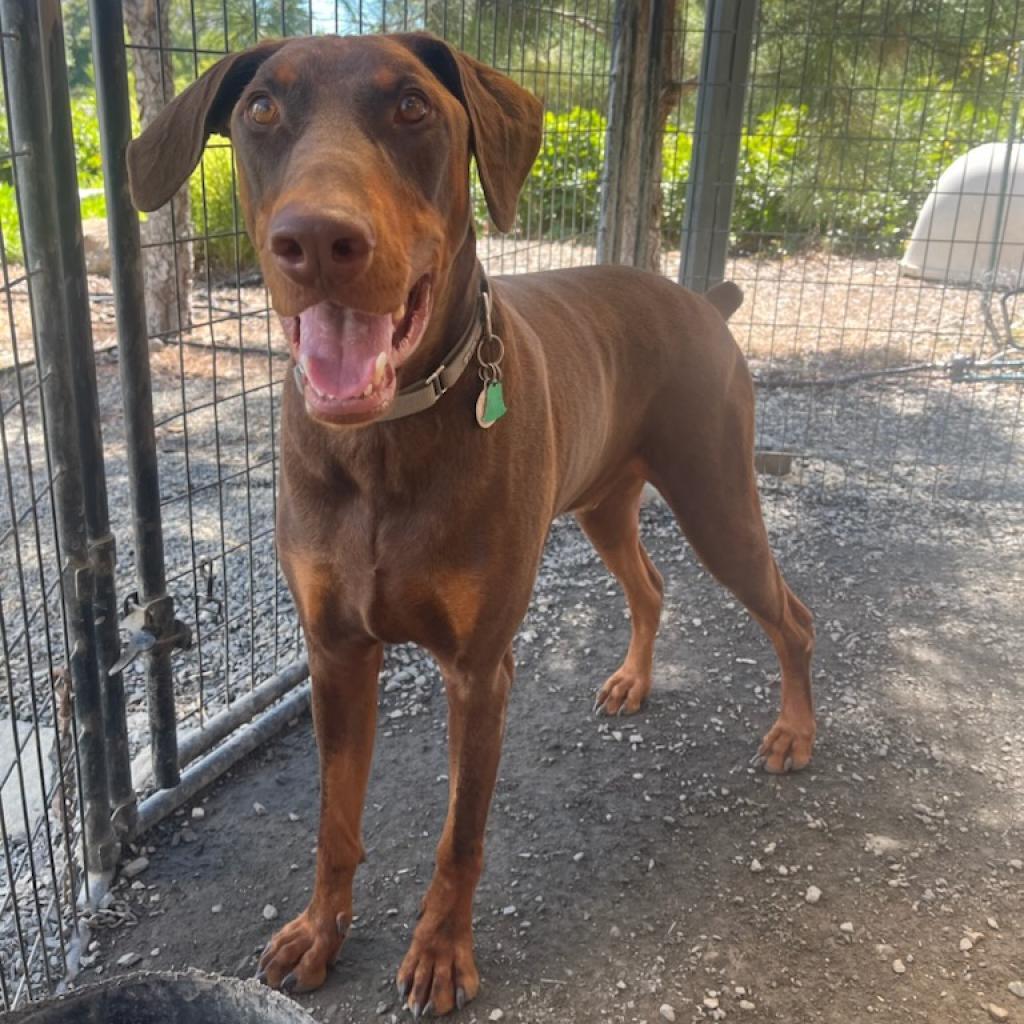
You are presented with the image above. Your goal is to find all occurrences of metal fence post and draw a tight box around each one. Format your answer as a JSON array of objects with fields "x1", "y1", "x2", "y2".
[
  {"x1": 0, "y1": 0, "x2": 119, "y2": 880},
  {"x1": 598, "y1": 0, "x2": 674, "y2": 268},
  {"x1": 88, "y1": 0, "x2": 183, "y2": 790},
  {"x1": 679, "y1": 0, "x2": 758, "y2": 291},
  {"x1": 43, "y1": 0, "x2": 137, "y2": 837}
]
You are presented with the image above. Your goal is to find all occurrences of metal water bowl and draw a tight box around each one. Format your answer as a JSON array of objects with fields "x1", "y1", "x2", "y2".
[{"x1": 5, "y1": 971, "x2": 317, "y2": 1024}]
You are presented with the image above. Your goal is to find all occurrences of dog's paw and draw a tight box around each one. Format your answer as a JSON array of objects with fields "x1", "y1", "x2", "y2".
[
  {"x1": 256, "y1": 908, "x2": 348, "y2": 993},
  {"x1": 754, "y1": 715, "x2": 815, "y2": 774},
  {"x1": 396, "y1": 915, "x2": 479, "y2": 1017},
  {"x1": 593, "y1": 668, "x2": 651, "y2": 716}
]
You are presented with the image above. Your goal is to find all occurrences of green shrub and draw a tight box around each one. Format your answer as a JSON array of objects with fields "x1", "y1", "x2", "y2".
[
  {"x1": 188, "y1": 144, "x2": 257, "y2": 275},
  {"x1": 70, "y1": 95, "x2": 104, "y2": 187},
  {"x1": 516, "y1": 107, "x2": 607, "y2": 238},
  {"x1": 659, "y1": 129, "x2": 692, "y2": 245},
  {"x1": 0, "y1": 182, "x2": 20, "y2": 263},
  {"x1": 734, "y1": 103, "x2": 807, "y2": 252}
]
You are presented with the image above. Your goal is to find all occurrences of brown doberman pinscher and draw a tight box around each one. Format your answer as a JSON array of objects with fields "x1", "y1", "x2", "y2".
[{"x1": 128, "y1": 32, "x2": 814, "y2": 1017}]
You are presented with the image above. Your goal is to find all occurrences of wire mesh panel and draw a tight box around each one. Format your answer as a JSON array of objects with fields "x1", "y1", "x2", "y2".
[
  {"x1": 110, "y1": 1, "x2": 616, "y2": 758},
  {"x1": 0, "y1": 20, "x2": 83, "y2": 1013},
  {"x1": 683, "y1": 0, "x2": 1024, "y2": 530}
]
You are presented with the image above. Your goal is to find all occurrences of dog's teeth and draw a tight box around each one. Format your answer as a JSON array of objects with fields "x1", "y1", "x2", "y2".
[{"x1": 374, "y1": 352, "x2": 388, "y2": 384}]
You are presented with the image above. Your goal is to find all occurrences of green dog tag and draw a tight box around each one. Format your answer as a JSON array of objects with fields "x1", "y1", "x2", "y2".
[{"x1": 475, "y1": 380, "x2": 507, "y2": 428}]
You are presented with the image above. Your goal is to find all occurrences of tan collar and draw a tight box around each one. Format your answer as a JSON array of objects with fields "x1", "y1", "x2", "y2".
[{"x1": 380, "y1": 273, "x2": 489, "y2": 421}]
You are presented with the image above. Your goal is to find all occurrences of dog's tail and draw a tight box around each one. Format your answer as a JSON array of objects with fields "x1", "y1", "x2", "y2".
[{"x1": 704, "y1": 281, "x2": 744, "y2": 321}]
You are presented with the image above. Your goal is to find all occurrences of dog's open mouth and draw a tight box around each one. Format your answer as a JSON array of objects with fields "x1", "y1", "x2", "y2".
[{"x1": 284, "y1": 274, "x2": 433, "y2": 423}]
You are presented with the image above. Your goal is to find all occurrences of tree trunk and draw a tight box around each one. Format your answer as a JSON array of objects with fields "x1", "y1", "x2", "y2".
[
  {"x1": 645, "y1": 8, "x2": 688, "y2": 273},
  {"x1": 124, "y1": 0, "x2": 192, "y2": 337},
  {"x1": 598, "y1": 0, "x2": 680, "y2": 271}
]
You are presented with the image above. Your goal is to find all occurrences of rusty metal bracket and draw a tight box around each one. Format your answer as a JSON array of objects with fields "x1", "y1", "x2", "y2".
[{"x1": 109, "y1": 592, "x2": 191, "y2": 676}]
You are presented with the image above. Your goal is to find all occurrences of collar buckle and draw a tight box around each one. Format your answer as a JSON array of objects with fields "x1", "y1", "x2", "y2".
[{"x1": 425, "y1": 365, "x2": 447, "y2": 399}]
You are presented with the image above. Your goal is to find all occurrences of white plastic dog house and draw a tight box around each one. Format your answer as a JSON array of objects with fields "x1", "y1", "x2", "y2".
[{"x1": 900, "y1": 142, "x2": 1024, "y2": 288}]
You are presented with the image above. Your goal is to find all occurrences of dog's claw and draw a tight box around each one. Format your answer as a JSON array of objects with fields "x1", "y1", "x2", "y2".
[
  {"x1": 423, "y1": 1002, "x2": 434, "y2": 1017},
  {"x1": 398, "y1": 979, "x2": 412, "y2": 1001},
  {"x1": 410, "y1": 1002, "x2": 421, "y2": 1019},
  {"x1": 456, "y1": 987, "x2": 467, "y2": 1010},
  {"x1": 783, "y1": 755, "x2": 794, "y2": 773},
  {"x1": 336, "y1": 912, "x2": 347, "y2": 936},
  {"x1": 281, "y1": 972, "x2": 298, "y2": 994},
  {"x1": 255, "y1": 968, "x2": 266, "y2": 984},
  {"x1": 749, "y1": 752, "x2": 765, "y2": 768}
]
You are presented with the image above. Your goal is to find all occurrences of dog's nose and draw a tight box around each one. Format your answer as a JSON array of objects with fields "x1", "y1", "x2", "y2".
[{"x1": 269, "y1": 206, "x2": 374, "y2": 288}]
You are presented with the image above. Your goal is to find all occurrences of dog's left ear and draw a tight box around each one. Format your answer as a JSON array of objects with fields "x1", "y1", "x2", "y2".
[
  {"x1": 127, "y1": 40, "x2": 285, "y2": 212},
  {"x1": 396, "y1": 33, "x2": 543, "y2": 233}
]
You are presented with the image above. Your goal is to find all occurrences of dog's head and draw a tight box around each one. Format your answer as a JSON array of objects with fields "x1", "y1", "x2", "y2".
[{"x1": 128, "y1": 33, "x2": 542, "y2": 425}]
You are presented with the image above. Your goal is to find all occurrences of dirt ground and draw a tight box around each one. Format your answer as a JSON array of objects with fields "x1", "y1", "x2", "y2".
[
  {"x1": 89, "y1": 478, "x2": 1024, "y2": 1023},
  {"x1": 2, "y1": 243, "x2": 1021, "y2": 1018}
]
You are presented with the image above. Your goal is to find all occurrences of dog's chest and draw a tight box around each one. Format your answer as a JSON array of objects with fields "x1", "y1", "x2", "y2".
[{"x1": 280, "y1": 490, "x2": 484, "y2": 654}]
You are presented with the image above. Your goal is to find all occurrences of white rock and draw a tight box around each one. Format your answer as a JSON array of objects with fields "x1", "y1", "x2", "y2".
[
  {"x1": 703, "y1": 996, "x2": 720, "y2": 1009},
  {"x1": 489, "y1": 1010, "x2": 504, "y2": 1022},
  {"x1": 120, "y1": 856, "x2": 149, "y2": 880},
  {"x1": 1007, "y1": 858, "x2": 1022, "y2": 871},
  {"x1": 191, "y1": 807, "x2": 205, "y2": 820},
  {"x1": 262, "y1": 904, "x2": 278, "y2": 920},
  {"x1": 750, "y1": 858, "x2": 764, "y2": 873},
  {"x1": 804, "y1": 885, "x2": 822, "y2": 905},
  {"x1": 892, "y1": 959, "x2": 906, "y2": 975},
  {"x1": 253, "y1": 802, "x2": 267, "y2": 816},
  {"x1": 121, "y1": 856, "x2": 150, "y2": 880},
  {"x1": 1008, "y1": 981, "x2": 1024, "y2": 1000},
  {"x1": 211, "y1": 904, "x2": 223, "y2": 914},
  {"x1": 959, "y1": 937, "x2": 974, "y2": 952},
  {"x1": 0, "y1": 722, "x2": 57, "y2": 845},
  {"x1": 117, "y1": 952, "x2": 142, "y2": 967},
  {"x1": 839, "y1": 921, "x2": 855, "y2": 933},
  {"x1": 988, "y1": 1005, "x2": 1009, "y2": 1022},
  {"x1": 864, "y1": 834, "x2": 906, "y2": 857},
  {"x1": 659, "y1": 1004, "x2": 676, "y2": 1022},
  {"x1": 739, "y1": 1000, "x2": 756, "y2": 1011}
]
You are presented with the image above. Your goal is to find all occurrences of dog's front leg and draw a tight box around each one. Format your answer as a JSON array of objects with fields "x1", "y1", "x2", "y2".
[
  {"x1": 397, "y1": 646, "x2": 513, "y2": 1017},
  {"x1": 258, "y1": 640, "x2": 382, "y2": 992}
]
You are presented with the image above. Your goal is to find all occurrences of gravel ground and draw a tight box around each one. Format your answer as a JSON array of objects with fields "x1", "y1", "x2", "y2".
[
  {"x1": 1, "y1": 245, "x2": 1022, "y2": 1013},
  {"x1": 87, "y1": 482, "x2": 1024, "y2": 1024}
]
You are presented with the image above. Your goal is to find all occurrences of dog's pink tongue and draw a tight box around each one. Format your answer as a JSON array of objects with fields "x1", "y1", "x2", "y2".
[{"x1": 297, "y1": 302, "x2": 391, "y2": 399}]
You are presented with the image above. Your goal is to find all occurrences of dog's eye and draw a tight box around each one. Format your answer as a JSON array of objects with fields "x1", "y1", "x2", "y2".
[
  {"x1": 397, "y1": 91, "x2": 429, "y2": 124},
  {"x1": 247, "y1": 95, "x2": 279, "y2": 126}
]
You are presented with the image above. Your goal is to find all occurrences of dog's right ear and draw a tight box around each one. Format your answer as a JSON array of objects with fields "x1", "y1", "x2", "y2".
[{"x1": 127, "y1": 40, "x2": 285, "y2": 212}]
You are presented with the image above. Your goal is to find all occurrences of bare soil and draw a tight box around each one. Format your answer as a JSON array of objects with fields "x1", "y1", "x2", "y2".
[
  {"x1": 2, "y1": 247, "x2": 1022, "y2": 1020},
  {"x1": 91, "y1": 484, "x2": 1024, "y2": 1024}
]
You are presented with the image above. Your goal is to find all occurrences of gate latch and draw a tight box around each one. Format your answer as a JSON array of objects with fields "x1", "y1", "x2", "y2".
[{"x1": 109, "y1": 592, "x2": 192, "y2": 676}]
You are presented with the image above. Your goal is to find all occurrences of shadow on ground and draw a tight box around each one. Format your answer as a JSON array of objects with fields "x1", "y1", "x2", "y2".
[{"x1": 92, "y1": 476, "x2": 1023, "y2": 1024}]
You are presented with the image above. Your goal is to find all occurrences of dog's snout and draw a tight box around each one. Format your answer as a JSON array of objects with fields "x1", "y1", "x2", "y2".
[{"x1": 269, "y1": 205, "x2": 374, "y2": 287}]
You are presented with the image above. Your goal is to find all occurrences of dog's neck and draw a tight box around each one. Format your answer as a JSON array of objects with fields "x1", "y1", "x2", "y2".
[
  {"x1": 399, "y1": 231, "x2": 483, "y2": 388},
  {"x1": 281, "y1": 230, "x2": 495, "y2": 498}
]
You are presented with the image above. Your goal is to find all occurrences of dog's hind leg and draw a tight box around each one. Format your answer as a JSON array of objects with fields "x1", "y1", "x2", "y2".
[
  {"x1": 577, "y1": 473, "x2": 664, "y2": 716},
  {"x1": 645, "y1": 364, "x2": 815, "y2": 772}
]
